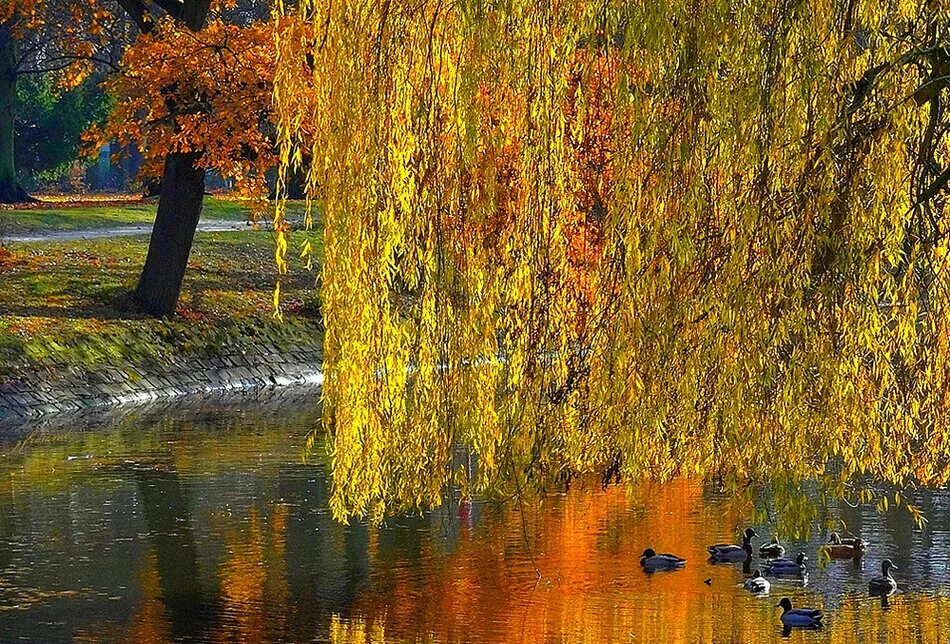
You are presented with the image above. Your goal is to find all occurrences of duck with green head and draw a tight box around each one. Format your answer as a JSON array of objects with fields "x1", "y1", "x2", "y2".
[
  {"x1": 707, "y1": 527, "x2": 756, "y2": 563},
  {"x1": 868, "y1": 559, "x2": 898, "y2": 597},
  {"x1": 640, "y1": 548, "x2": 686, "y2": 572},
  {"x1": 776, "y1": 597, "x2": 823, "y2": 628}
]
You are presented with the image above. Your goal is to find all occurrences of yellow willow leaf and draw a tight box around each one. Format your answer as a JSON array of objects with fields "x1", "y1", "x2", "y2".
[{"x1": 273, "y1": 280, "x2": 283, "y2": 321}]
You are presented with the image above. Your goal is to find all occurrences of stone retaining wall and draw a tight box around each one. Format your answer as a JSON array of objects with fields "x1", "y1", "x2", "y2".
[{"x1": 0, "y1": 344, "x2": 323, "y2": 425}]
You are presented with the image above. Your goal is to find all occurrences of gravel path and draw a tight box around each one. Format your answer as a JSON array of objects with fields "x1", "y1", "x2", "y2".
[{"x1": 4, "y1": 220, "x2": 255, "y2": 243}]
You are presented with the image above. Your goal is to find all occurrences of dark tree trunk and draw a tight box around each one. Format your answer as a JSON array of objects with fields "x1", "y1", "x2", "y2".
[
  {"x1": 133, "y1": 152, "x2": 206, "y2": 317},
  {"x1": 0, "y1": 24, "x2": 29, "y2": 204}
]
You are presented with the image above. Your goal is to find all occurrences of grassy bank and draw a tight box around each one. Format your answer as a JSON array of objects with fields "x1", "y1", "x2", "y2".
[{"x1": 0, "y1": 207, "x2": 323, "y2": 378}]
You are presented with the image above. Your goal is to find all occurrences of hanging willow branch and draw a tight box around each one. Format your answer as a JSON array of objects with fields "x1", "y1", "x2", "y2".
[{"x1": 274, "y1": 0, "x2": 950, "y2": 525}]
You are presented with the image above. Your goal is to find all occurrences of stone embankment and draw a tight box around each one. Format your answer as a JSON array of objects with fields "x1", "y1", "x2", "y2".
[{"x1": 0, "y1": 344, "x2": 322, "y2": 425}]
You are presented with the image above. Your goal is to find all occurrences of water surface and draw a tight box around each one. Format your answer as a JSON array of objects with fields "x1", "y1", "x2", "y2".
[{"x1": 0, "y1": 398, "x2": 948, "y2": 643}]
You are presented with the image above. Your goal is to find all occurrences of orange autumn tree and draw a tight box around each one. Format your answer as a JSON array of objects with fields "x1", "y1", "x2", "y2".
[
  {"x1": 94, "y1": 16, "x2": 276, "y2": 201},
  {"x1": 87, "y1": 0, "x2": 284, "y2": 317}
]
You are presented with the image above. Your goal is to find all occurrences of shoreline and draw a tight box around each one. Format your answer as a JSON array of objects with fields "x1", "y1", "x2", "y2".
[{"x1": 0, "y1": 342, "x2": 323, "y2": 427}]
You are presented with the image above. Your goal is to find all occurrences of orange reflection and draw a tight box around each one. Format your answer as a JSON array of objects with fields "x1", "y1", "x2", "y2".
[
  {"x1": 337, "y1": 480, "x2": 950, "y2": 643},
  {"x1": 127, "y1": 551, "x2": 172, "y2": 643},
  {"x1": 213, "y1": 504, "x2": 291, "y2": 643}
]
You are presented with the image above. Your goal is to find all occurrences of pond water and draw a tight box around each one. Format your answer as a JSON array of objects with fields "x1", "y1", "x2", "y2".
[{"x1": 0, "y1": 398, "x2": 949, "y2": 643}]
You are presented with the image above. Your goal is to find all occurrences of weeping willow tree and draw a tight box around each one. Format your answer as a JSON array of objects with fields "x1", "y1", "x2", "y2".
[{"x1": 273, "y1": 0, "x2": 950, "y2": 524}]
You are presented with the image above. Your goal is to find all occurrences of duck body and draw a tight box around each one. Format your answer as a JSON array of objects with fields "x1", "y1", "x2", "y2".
[
  {"x1": 743, "y1": 569, "x2": 770, "y2": 594},
  {"x1": 827, "y1": 532, "x2": 867, "y2": 559},
  {"x1": 759, "y1": 540, "x2": 785, "y2": 558},
  {"x1": 828, "y1": 543, "x2": 863, "y2": 559},
  {"x1": 764, "y1": 552, "x2": 807, "y2": 577},
  {"x1": 868, "y1": 560, "x2": 898, "y2": 597},
  {"x1": 777, "y1": 598, "x2": 823, "y2": 628},
  {"x1": 708, "y1": 544, "x2": 752, "y2": 563},
  {"x1": 708, "y1": 528, "x2": 755, "y2": 563},
  {"x1": 640, "y1": 548, "x2": 686, "y2": 572}
]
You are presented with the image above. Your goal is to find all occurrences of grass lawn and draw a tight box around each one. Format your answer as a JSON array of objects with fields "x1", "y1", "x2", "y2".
[
  {"x1": 0, "y1": 195, "x2": 310, "y2": 234},
  {"x1": 0, "y1": 222, "x2": 323, "y2": 376}
]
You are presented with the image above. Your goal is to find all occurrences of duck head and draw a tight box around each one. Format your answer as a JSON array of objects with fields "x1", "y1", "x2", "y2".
[
  {"x1": 777, "y1": 597, "x2": 793, "y2": 612},
  {"x1": 882, "y1": 559, "x2": 898, "y2": 576},
  {"x1": 743, "y1": 527, "x2": 757, "y2": 542},
  {"x1": 641, "y1": 548, "x2": 656, "y2": 560},
  {"x1": 830, "y1": 532, "x2": 841, "y2": 544}
]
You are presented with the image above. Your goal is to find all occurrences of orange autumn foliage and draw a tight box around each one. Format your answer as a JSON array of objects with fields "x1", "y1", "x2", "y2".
[
  {"x1": 91, "y1": 15, "x2": 278, "y2": 197},
  {"x1": 2, "y1": 0, "x2": 119, "y2": 89},
  {"x1": 0, "y1": 0, "x2": 42, "y2": 25}
]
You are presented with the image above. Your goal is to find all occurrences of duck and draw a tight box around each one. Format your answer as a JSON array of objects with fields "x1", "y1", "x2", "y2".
[
  {"x1": 640, "y1": 548, "x2": 686, "y2": 572},
  {"x1": 759, "y1": 538, "x2": 785, "y2": 558},
  {"x1": 826, "y1": 532, "x2": 867, "y2": 559},
  {"x1": 764, "y1": 552, "x2": 807, "y2": 577},
  {"x1": 743, "y1": 569, "x2": 770, "y2": 594},
  {"x1": 707, "y1": 527, "x2": 756, "y2": 563},
  {"x1": 868, "y1": 559, "x2": 898, "y2": 597},
  {"x1": 776, "y1": 597, "x2": 823, "y2": 628}
]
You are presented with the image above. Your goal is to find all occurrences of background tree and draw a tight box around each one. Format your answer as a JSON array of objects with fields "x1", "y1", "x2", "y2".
[
  {"x1": 16, "y1": 73, "x2": 111, "y2": 189},
  {"x1": 0, "y1": 0, "x2": 127, "y2": 202},
  {"x1": 95, "y1": 0, "x2": 277, "y2": 317}
]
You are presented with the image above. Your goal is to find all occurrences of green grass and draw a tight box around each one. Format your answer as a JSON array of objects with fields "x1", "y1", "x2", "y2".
[
  {"x1": 0, "y1": 196, "x2": 309, "y2": 233},
  {"x1": 0, "y1": 226, "x2": 324, "y2": 376}
]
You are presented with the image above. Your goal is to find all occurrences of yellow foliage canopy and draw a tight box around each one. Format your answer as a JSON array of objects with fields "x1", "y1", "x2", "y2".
[{"x1": 274, "y1": 1, "x2": 950, "y2": 523}]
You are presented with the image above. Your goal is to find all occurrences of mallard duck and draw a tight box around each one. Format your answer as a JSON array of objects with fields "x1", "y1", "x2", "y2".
[
  {"x1": 868, "y1": 559, "x2": 898, "y2": 597},
  {"x1": 640, "y1": 548, "x2": 686, "y2": 572},
  {"x1": 743, "y1": 569, "x2": 770, "y2": 594},
  {"x1": 826, "y1": 532, "x2": 867, "y2": 559},
  {"x1": 759, "y1": 538, "x2": 785, "y2": 558},
  {"x1": 708, "y1": 527, "x2": 756, "y2": 562},
  {"x1": 764, "y1": 552, "x2": 807, "y2": 576},
  {"x1": 777, "y1": 597, "x2": 823, "y2": 628}
]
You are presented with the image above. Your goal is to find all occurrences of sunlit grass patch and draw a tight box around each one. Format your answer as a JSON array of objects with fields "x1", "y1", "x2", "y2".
[{"x1": 0, "y1": 227, "x2": 323, "y2": 375}]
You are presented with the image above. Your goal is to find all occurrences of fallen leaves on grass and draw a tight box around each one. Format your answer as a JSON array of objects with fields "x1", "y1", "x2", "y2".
[{"x1": 0, "y1": 246, "x2": 16, "y2": 269}]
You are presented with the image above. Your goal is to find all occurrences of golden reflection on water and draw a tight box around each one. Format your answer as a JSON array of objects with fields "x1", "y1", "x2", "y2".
[
  {"x1": 325, "y1": 483, "x2": 950, "y2": 643},
  {"x1": 128, "y1": 552, "x2": 172, "y2": 643},
  {"x1": 183, "y1": 479, "x2": 950, "y2": 642}
]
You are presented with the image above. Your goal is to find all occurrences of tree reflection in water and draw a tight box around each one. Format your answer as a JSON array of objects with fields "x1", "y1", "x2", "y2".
[{"x1": 0, "y1": 402, "x2": 946, "y2": 642}]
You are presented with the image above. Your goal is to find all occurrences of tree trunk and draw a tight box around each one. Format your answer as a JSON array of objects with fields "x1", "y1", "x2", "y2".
[
  {"x1": 133, "y1": 152, "x2": 206, "y2": 317},
  {"x1": 0, "y1": 24, "x2": 28, "y2": 204}
]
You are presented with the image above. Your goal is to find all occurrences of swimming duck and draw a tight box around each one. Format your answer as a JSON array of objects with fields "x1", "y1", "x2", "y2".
[
  {"x1": 759, "y1": 538, "x2": 785, "y2": 558},
  {"x1": 826, "y1": 532, "x2": 867, "y2": 559},
  {"x1": 640, "y1": 548, "x2": 686, "y2": 572},
  {"x1": 707, "y1": 527, "x2": 756, "y2": 562},
  {"x1": 868, "y1": 559, "x2": 898, "y2": 597},
  {"x1": 776, "y1": 597, "x2": 823, "y2": 628},
  {"x1": 743, "y1": 569, "x2": 770, "y2": 594},
  {"x1": 764, "y1": 552, "x2": 807, "y2": 576}
]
